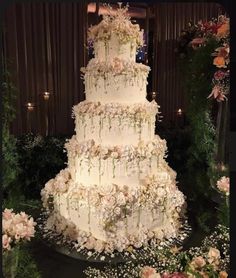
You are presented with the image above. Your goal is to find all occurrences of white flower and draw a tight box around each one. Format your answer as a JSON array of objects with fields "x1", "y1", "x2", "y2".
[
  {"x1": 84, "y1": 236, "x2": 96, "y2": 250},
  {"x1": 116, "y1": 192, "x2": 126, "y2": 206},
  {"x1": 190, "y1": 256, "x2": 206, "y2": 269},
  {"x1": 114, "y1": 207, "x2": 121, "y2": 215},
  {"x1": 208, "y1": 247, "x2": 221, "y2": 264},
  {"x1": 94, "y1": 240, "x2": 105, "y2": 253},
  {"x1": 101, "y1": 195, "x2": 116, "y2": 207},
  {"x1": 111, "y1": 151, "x2": 119, "y2": 159},
  {"x1": 156, "y1": 188, "x2": 166, "y2": 198}
]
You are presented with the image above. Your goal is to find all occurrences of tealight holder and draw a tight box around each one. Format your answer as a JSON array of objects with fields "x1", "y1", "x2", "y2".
[
  {"x1": 151, "y1": 91, "x2": 157, "y2": 100},
  {"x1": 25, "y1": 102, "x2": 36, "y2": 111},
  {"x1": 42, "y1": 91, "x2": 51, "y2": 101}
]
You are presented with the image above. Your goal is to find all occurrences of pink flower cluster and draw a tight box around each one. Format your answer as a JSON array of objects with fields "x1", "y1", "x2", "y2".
[
  {"x1": 188, "y1": 15, "x2": 230, "y2": 102},
  {"x1": 208, "y1": 43, "x2": 230, "y2": 102},
  {"x1": 217, "y1": 176, "x2": 230, "y2": 195},
  {"x1": 88, "y1": 3, "x2": 144, "y2": 47},
  {"x1": 140, "y1": 267, "x2": 187, "y2": 278},
  {"x1": 81, "y1": 57, "x2": 150, "y2": 78},
  {"x1": 65, "y1": 135, "x2": 167, "y2": 162},
  {"x1": 73, "y1": 100, "x2": 158, "y2": 122},
  {"x1": 2, "y1": 209, "x2": 36, "y2": 251},
  {"x1": 41, "y1": 168, "x2": 71, "y2": 207},
  {"x1": 139, "y1": 246, "x2": 224, "y2": 278},
  {"x1": 162, "y1": 273, "x2": 187, "y2": 278}
]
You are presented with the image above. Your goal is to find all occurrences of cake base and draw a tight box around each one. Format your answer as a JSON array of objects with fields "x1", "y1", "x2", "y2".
[{"x1": 37, "y1": 211, "x2": 191, "y2": 264}]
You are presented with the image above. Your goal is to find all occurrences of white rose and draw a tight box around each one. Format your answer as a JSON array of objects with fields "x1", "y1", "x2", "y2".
[
  {"x1": 191, "y1": 256, "x2": 206, "y2": 269},
  {"x1": 114, "y1": 207, "x2": 121, "y2": 215},
  {"x1": 101, "y1": 195, "x2": 116, "y2": 207},
  {"x1": 84, "y1": 236, "x2": 96, "y2": 250},
  {"x1": 111, "y1": 151, "x2": 119, "y2": 159},
  {"x1": 208, "y1": 247, "x2": 221, "y2": 264},
  {"x1": 99, "y1": 184, "x2": 116, "y2": 196},
  {"x1": 94, "y1": 240, "x2": 105, "y2": 253},
  {"x1": 156, "y1": 188, "x2": 166, "y2": 198},
  {"x1": 116, "y1": 192, "x2": 126, "y2": 206}
]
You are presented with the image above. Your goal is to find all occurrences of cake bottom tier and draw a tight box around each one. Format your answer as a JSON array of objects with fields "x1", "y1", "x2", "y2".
[{"x1": 42, "y1": 173, "x2": 185, "y2": 253}]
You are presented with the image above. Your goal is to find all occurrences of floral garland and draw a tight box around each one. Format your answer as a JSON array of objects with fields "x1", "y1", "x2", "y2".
[
  {"x1": 81, "y1": 57, "x2": 150, "y2": 79},
  {"x1": 40, "y1": 167, "x2": 185, "y2": 254},
  {"x1": 64, "y1": 136, "x2": 167, "y2": 161},
  {"x1": 88, "y1": 3, "x2": 144, "y2": 48},
  {"x1": 2, "y1": 209, "x2": 37, "y2": 251},
  {"x1": 187, "y1": 15, "x2": 230, "y2": 102},
  {"x1": 73, "y1": 100, "x2": 158, "y2": 121},
  {"x1": 84, "y1": 224, "x2": 229, "y2": 278}
]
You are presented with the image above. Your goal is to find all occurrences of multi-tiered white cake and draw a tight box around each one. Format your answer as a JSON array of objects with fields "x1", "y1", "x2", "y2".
[{"x1": 41, "y1": 4, "x2": 185, "y2": 254}]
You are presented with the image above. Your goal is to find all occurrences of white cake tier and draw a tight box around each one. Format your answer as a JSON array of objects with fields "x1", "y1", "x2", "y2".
[
  {"x1": 42, "y1": 170, "x2": 185, "y2": 252},
  {"x1": 64, "y1": 135, "x2": 168, "y2": 186},
  {"x1": 88, "y1": 5, "x2": 144, "y2": 59},
  {"x1": 93, "y1": 33, "x2": 136, "y2": 62},
  {"x1": 81, "y1": 58, "x2": 150, "y2": 104},
  {"x1": 73, "y1": 101, "x2": 159, "y2": 145}
]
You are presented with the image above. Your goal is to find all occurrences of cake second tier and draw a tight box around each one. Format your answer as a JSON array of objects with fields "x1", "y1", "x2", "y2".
[
  {"x1": 81, "y1": 58, "x2": 150, "y2": 104},
  {"x1": 73, "y1": 100, "x2": 159, "y2": 145}
]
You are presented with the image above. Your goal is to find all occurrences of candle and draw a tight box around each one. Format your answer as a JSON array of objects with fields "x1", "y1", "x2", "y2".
[
  {"x1": 177, "y1": 108, "x2": 182, "y2": 116},
  {"x1": 25, "y1": 102, "x2": 35, "y2": 111},
  {"x1": 151, "y1": 91, "x2": 157, "y2": 100},
  {"x1": 43, "y1": 91, "x2": 50, "y2": 100}
]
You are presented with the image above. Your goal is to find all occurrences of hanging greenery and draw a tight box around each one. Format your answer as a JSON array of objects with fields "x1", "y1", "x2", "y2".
[
  {"x1": 2, "y1": 64, "x2": 22, "y2": 203},
  {"x1": 175, "y1": 15, "x2": 230, "y2": 231}
]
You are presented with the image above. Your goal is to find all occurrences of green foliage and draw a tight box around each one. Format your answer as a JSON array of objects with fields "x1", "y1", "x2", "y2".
[
  {"x1": 217, "y1": 196, "x2": 229, "y2": 227},
  {"x1": 2, "y1": 243, "x2": 41, "y2": 278},
  {"x1": 16, "y1": 134, "x2": 67, "y2": 199},
  {"x1": 177, "y1": 38, "x2": 224, "y2": 232},
  {"x1": 16, "y1": 244, "x2": 41, "y2": 278},
  {"x1": 2, "y1": 65, "x2": 21, "y2": 198},
  {"x1": 180, "y1": 39, "x2": 218, "y2": 167}
]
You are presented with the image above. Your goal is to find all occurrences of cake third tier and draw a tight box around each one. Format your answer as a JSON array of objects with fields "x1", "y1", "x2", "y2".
[{"x1": 73, "y1": 100, "x2": 159, "y2": 145}]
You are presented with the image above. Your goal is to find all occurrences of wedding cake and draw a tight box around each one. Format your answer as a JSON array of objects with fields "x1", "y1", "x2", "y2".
[{"x1": 41, "y1": 4, "x2": 186, "y2": 254}]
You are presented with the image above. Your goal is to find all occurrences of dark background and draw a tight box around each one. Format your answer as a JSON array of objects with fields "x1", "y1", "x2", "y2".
[{"x1": 1, "y1": 1, "x2": 225, "y2": 135}]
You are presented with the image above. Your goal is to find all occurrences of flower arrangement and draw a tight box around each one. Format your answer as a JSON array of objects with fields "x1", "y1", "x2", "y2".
[
  {"x1": 65, "y1": 135, "x2": 167, "y2": 161},
  {"x1": 186, "y1": 15, "x2": 230, "y2": 102},
  {"x1": 2, "y1": 208, "x2": 37, "y2": 251},
  {"x1": 216, "y1": 176, "x2": 229, "y2": 196},
  {"x1": 81, "y1": 57, "x2": 150, "y2": 78},
  {"x1": 73, "y1": 100, "x2": 158, "y2": 121},
  {"x1": 88, "y1": 3, "x2": 144, "y2": 48},
  {"x1": 84, "y1": 224, "x2": 229, "y2": 278}
]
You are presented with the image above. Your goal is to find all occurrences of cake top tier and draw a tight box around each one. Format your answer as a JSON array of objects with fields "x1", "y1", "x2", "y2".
[{"x1": 88, "y1": 3, "x2": 144, "y2": 49}]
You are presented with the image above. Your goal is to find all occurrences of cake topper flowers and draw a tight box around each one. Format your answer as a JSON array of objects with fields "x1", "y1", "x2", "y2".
[{"x1": 88, "y1": 2, "x2": 144, "y2": 47}]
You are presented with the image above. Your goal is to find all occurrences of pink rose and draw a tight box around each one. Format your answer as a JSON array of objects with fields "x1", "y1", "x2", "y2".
[
  {"x1": 140, "y1": 266, "x2": 161, "y2": 278},
  {"x1": 2, "y1": 209, "x2": 14, "y2": 220},
  {"x1": 214, "y1": 70, "x2": 227, "y2": 81},
  {"x1": 191, "y1": 256, "x2": 206, "y2": 269},
  {"x1": 190, "y1": 37, "x2": 205, "y2": 49},
  {"x1": 2, "y1": 234, "x2": 11, "y2": 250},
  {"x1": 217, "y1": 176, "x2": 230, "y2": 195},
  {"x1": 162, "y1": 272, "x2": 187, "y2": 278},
  {"x1": 102, "y1": 195, "x2": 116, "y2": 207}
]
